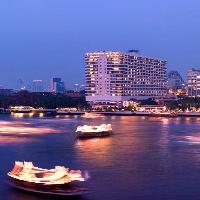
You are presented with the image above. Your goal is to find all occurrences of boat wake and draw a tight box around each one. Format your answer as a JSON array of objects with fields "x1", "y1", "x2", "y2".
[{"x1": 172, "y1": 135, "x2": 200, "y2": 145}]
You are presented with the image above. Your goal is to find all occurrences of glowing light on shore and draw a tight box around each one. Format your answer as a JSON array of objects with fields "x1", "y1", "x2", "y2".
[
  {"x1": 39, "y1": 113, "x2": 44, "y2": 117},
  {"x1": 28, "y1": 112, "x2": 34, "y2": 117}
]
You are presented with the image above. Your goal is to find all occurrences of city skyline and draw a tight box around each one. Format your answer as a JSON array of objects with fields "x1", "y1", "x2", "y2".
[
  {"x1": 1, "y1": 0, "x2": 200, "y2": 88},
  {"x1": 0, "y1": 77, "x2": 85, "y2": 91},
  {"x1": 1, "y1": 1, "x2": 200, "y2": 200},
  {"x1": 0, "y1": 52, "x2": 196, "y2": 91}
]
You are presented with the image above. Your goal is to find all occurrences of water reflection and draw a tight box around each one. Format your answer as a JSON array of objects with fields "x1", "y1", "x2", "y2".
[
  {"x1": 1, "y1": 116, "x2": 200, "y2": 200},
  {"x1": 0, "y1": 136, "x2": 36, "y2": 144},
  {"x1": 7, "y1": 188, "x2": 88, "y2": 200},
  {"x1": 11, "y1": 113, "x2": 36, "y2": 118},
  {"x1": 75, "y1": 138, "x2": 113, "y2": 166},
  {"x1": 39, "y1": 113, "x2": 44, "y2": 118},
  {"x1": 11, "y1": 113, "x2": 24, "y2": 118}
]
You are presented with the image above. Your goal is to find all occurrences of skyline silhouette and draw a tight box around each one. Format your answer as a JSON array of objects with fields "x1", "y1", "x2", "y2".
[{"x1": 0, "y1": 0, "x2": 200, "y2": 88}]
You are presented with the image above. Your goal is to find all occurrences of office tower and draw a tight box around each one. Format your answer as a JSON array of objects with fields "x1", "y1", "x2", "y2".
[
  {"x1": 32, "y1": 80, "x2": 43, "y2": 92},
  {"x1": 17, "y1": 79, "x2": 26, "y2": 91},
  {"x1": 85, "y1": 50, "x2": 167, "y2": 104},
  {"x1": 51, "y1": 78, "x2": 65, "y2": 93},
  {"x1": 187, "y1": 68, "x2": 200, "y2": 97},
  {"x1": 74, "y1": 83, "x2": 79, "y2": 92}
]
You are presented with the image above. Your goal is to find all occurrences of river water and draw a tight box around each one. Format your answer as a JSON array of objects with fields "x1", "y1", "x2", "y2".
[{"x1": 0, "y1": 115, "x2": 200, "y2": 200}]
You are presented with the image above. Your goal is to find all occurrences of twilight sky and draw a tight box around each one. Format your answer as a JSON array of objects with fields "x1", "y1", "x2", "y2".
[{"x1": 0, "y1": 0, "x2": 200, "y2": 89}]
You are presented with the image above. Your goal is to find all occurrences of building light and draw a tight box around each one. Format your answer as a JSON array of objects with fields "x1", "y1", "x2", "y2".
[{"x1": 85, "y1": 51, "x2": 167, "y2": 103}]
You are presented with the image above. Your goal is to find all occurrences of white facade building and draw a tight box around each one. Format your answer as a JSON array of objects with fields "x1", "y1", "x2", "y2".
[
  {"x1": 85, "y1": 50, "x2": 167, "y2": 105},
  {"x1": 187, "y1": 68, "x2": 200, "y2": 97}
]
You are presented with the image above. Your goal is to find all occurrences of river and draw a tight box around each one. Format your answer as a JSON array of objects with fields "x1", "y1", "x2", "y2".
[{"x1": 0, "y1": 115, "x2": 200, "y2": 200}]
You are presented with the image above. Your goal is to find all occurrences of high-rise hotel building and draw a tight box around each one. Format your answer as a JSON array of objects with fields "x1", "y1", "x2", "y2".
[
  {"x1": 85, "y1": 50, "x2": 167, "y2": 104},
  {"x1": 187, "y1": 68, "x2": 200, "y2": 97}
]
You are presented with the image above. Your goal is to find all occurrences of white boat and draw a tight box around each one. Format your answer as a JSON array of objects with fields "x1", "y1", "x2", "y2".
[
  {"x1": 8, "y1": 161, "x2": 88, "y2": 196},
  {"x1": 81, "y1": 112, "x2": 104, "y2": 119},
  {"x1": 76, "y1": 124, "x2": 112, "y2": 138},
  {"x1": 10, "y1": 106, "x2": 34, "y2": 113}
]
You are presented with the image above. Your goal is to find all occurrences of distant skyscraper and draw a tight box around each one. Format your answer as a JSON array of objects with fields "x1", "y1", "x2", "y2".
[
  {"x1": 80, "y1": 84, "x2": 85, "y2": 91},
  {"x1": 51, "y1": 78, "x2": 65, "y2": 93},
  {"x1": 74, "y1": 83, "x2": 79, "y2": 92},
  {"x1": 187, "y1": 68, "x2": 200, "y2": 97},
  {"x1": 32, "y1": 80, "x2": 43, "y2": 92},
  {"x1": 167, "y1": 70, "x2": 185, "y2": 89},
  {"x1": 85, "y1": 50, "x2": 167, "y2": 104},
  {"x1": 17, "y1": 79, "x2": 26, "y2": 91}
]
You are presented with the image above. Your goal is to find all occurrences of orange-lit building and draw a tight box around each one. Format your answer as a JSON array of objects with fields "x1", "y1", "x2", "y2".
[{"x1": 85, "y1": 50, "x2": 167, "y2": 106}]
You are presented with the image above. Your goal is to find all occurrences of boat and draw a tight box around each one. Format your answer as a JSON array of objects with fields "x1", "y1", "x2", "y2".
[
  {"x1": 76, "y1": 124, "x2": 112, "y2": 138},
  {"x1": 56, "y1": 108, "x2": 84, "y2": 115},
  {"x1": 174, "y1": 135, "x2": 200, "y2": 144},
  {"x1": 7, "y1": 161, "x2": 88, "y2": 196},
  {"x1": 9, "y1": 106, "x2": 34, "y2": 113},
  {"x1": 81, "y1": 112, "x2": 104, "y2": 119}
]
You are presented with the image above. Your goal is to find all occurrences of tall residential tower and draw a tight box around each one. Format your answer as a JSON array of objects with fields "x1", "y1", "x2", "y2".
[{"x1": 187, "y1": 68, "x2": 200, "y2": 97}]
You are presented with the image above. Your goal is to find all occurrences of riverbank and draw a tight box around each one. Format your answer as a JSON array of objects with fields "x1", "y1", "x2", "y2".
[{"x1": 1, "y1": 109, "x2": 200, "y2": 117}]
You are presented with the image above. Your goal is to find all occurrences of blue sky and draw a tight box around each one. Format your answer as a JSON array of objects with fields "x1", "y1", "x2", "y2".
[{"x1": 0, "y1": 0, "x2": 200, "y2": 89}]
